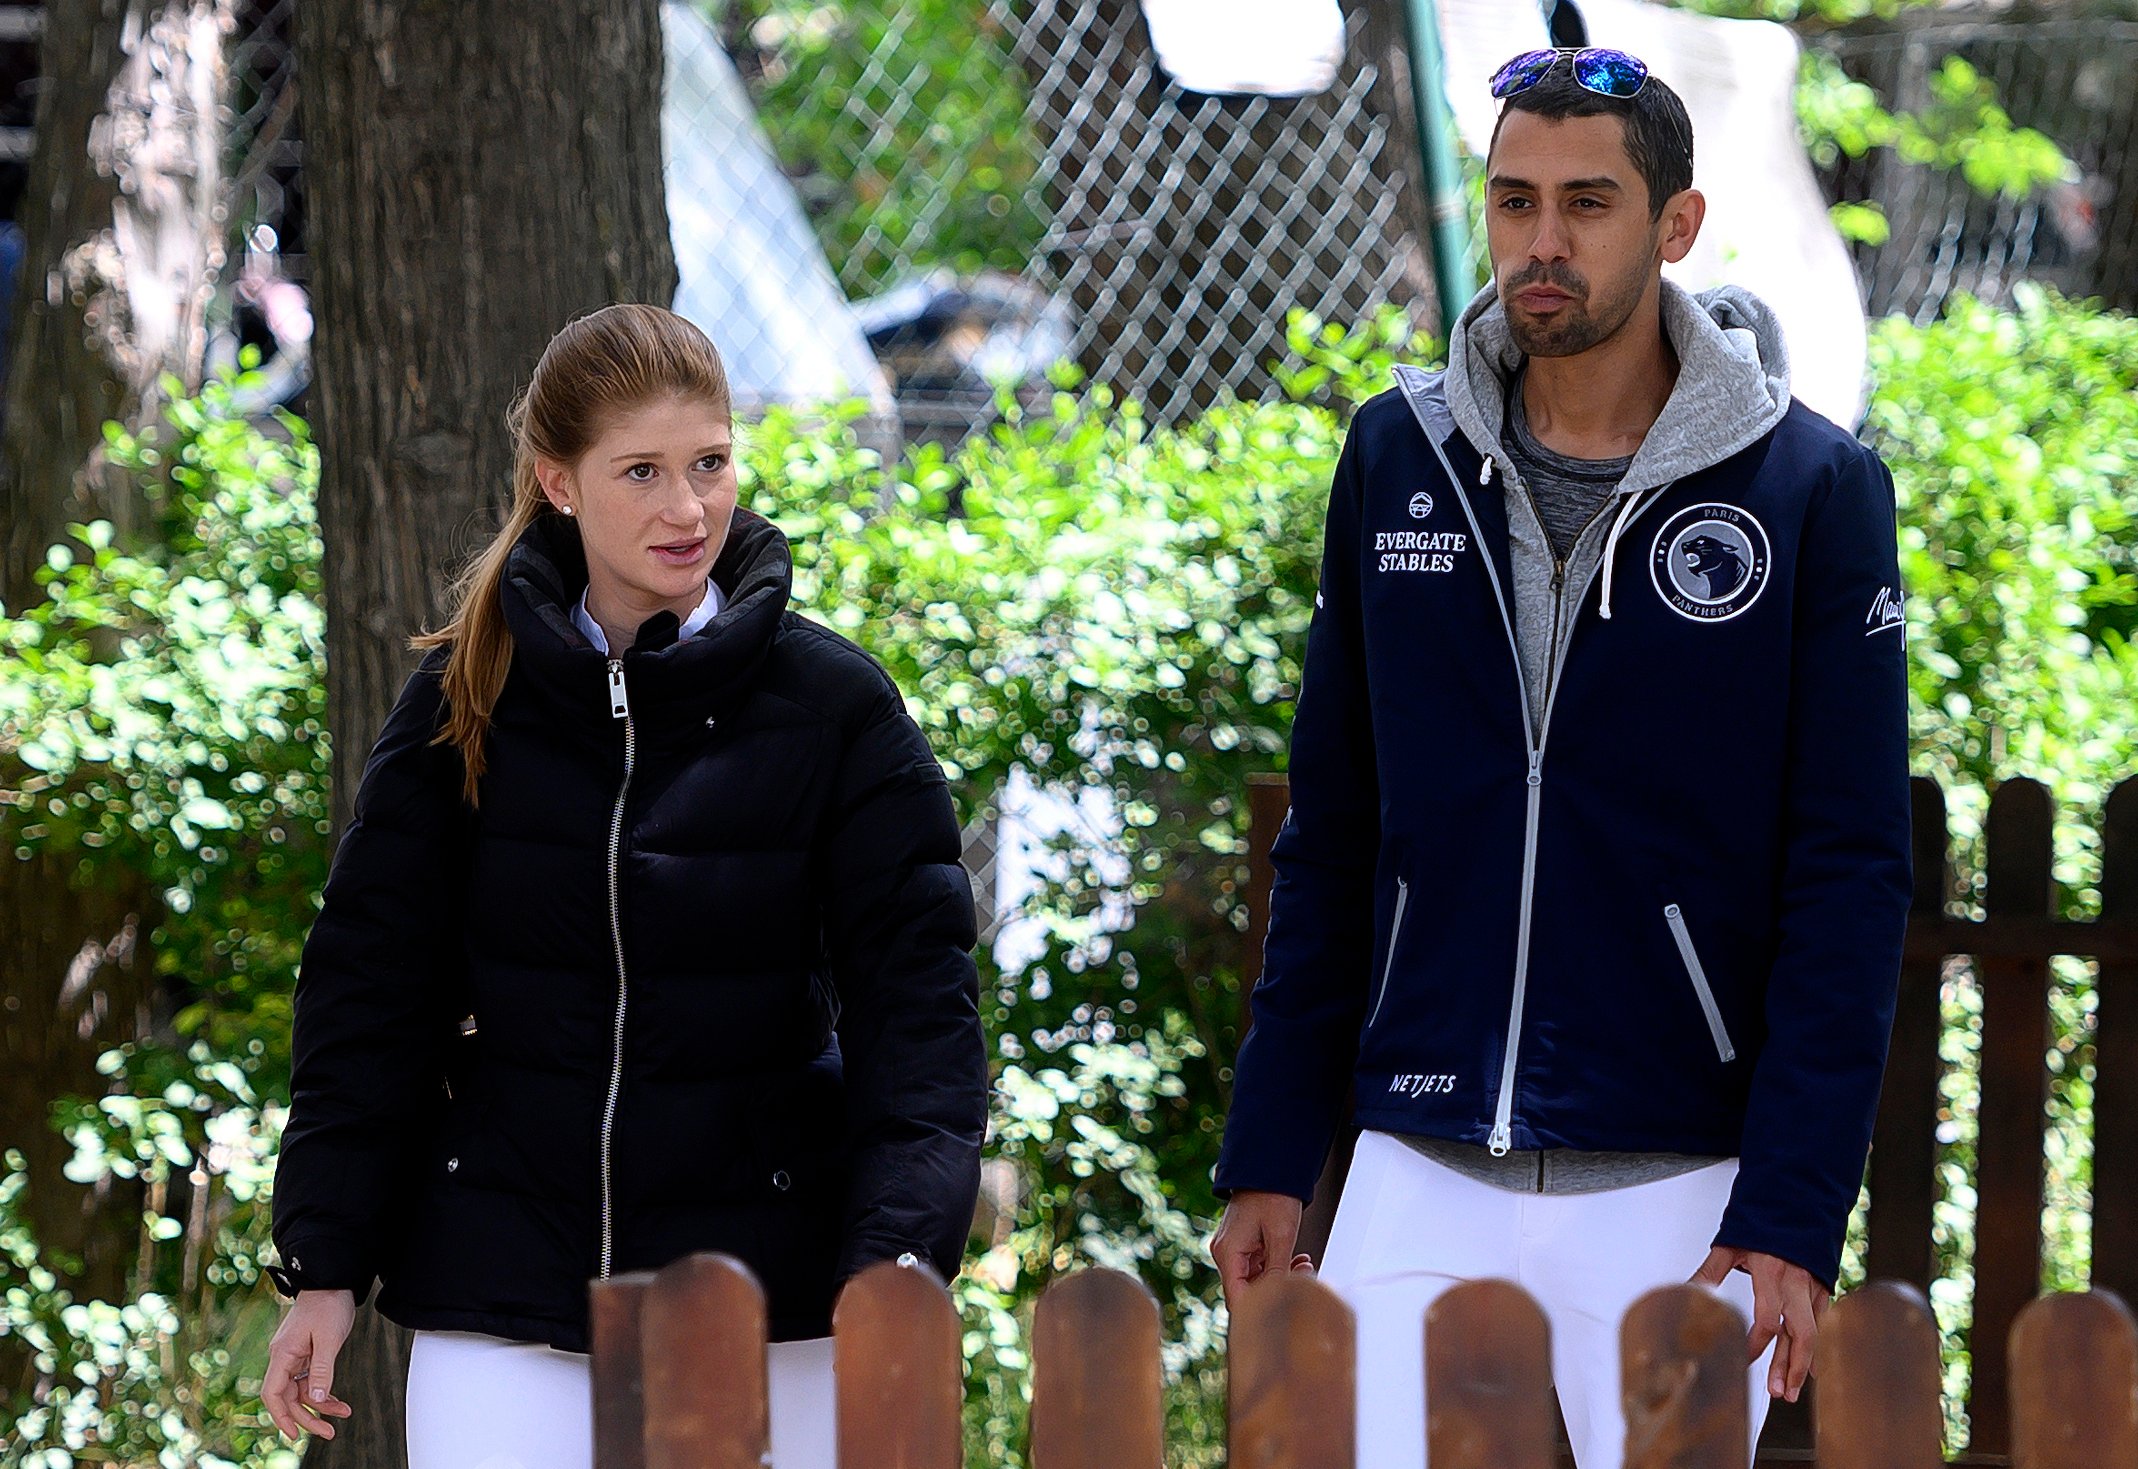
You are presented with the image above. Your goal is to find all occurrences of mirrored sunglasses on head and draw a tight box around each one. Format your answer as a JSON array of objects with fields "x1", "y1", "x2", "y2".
[{"x1": 1490, "y1": 47, "x2": 1649, "y2": 100}]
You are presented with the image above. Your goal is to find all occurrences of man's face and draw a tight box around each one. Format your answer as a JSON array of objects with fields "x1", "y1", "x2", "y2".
[{"x1": 1485, "y1": 110, "x2": 1678, "y2": 358}]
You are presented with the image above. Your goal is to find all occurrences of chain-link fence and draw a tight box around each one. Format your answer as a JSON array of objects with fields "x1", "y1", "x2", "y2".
[
  {"x1": 1813, "y1": 18, "x2": 2138, "y2": 325},
  {"x1": 187, "y1": 2, "x2": 2137, "y2": 433},
  {"x1": 225, "y1": 0, "x2": 301, "y2": 276},
  {"x1": 699, "y1": 0, "x2": 1428, "y2": 436}
]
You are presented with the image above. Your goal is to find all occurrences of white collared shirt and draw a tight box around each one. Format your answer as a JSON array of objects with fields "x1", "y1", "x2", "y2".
[{"x1": 572, "y1": 579, "x2": 724, "y2": 654}]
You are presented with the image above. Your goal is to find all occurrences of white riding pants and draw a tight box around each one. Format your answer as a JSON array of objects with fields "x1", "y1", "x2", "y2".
[
  {"x1": 405, "y1": 1329, "x2": 836, "y2": 1469},
  {"x1": 1318, "y1": 1129, "x2": 1776, "y2": 1469}
]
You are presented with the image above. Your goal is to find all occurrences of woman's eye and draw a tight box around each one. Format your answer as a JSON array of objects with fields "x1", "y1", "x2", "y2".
[
  {"x1": 625, "y1": 463, "x2": 657, "y2": 482},
  {"x1": 696, "y1": 454, "x2": 728, "y2": 474}
]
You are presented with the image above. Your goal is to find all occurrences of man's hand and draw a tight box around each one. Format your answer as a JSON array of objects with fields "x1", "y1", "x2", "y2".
[
  {"x1": 1692, "y1": 1247, "x2": 1831, "y2": 1403},
  {"x1": 1211, "y1": 1191, "x2": 1316, "y2": 1310}
]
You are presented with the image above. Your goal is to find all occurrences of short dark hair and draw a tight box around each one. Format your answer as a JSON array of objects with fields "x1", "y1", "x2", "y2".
[{"x1": 1487, "y1": 60, "x2": 1694, "y2": 217}]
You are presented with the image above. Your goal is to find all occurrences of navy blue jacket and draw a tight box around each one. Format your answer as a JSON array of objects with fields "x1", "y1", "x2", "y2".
[{"x1": 1215, "y1": 381, "x2": 1911, "y2": 1287}]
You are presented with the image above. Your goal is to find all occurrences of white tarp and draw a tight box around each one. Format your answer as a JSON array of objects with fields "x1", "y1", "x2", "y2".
[
  {"x1": 1138, "y1": 0, "x2": 1348, "y2": 97},
  {"x1": 661, "y1": 2, "x2": 895, "y2": 416},
  {"x1": 1435, "y1": 0, "x2": 1870, "y2": 427}
]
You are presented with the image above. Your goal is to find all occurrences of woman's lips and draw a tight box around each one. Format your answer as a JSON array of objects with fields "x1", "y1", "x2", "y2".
[{"x1": 650, "y1": 537, "x2": 707, "y2": 566}]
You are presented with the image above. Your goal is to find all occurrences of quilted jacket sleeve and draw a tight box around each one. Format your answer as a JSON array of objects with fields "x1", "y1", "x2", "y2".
[
  {"x1": 817, "y1": 682, "x2": 987, "y2": 1284},
  {"x1": 269, "y1": 651, "x2": 470, "y2": 1301}
]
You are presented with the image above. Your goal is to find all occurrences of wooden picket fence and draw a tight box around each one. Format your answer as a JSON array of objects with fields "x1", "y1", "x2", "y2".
[
  {"x1": 585, "y1": 1254, "x2": 2138, "y2": 1468},
  {"x1": 1243, "y1": 774, "x2": 2138, "y2": 1462}
]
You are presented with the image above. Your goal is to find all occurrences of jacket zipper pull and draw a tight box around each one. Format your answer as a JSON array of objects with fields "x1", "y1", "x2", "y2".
[
  {"x1": 1487, "y1": 1121, "x2": 1512, "y2": 1156},
  {"x1": 606, "y1": 659, "x2": 630, "y2": 720}
]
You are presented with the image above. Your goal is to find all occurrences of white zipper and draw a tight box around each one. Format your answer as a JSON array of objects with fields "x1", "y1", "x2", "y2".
[
  {"x1": 1664, "y1": 903, "x2": 1736, "y2": 1063},
  {"x1": 1365, "y1": 877, "x2": 1410, "y2": 1030},
  {"x1": 1401, "y1": 380, "x2": 1677, "y2": 1157},
  {"x1": 596, "y1": 657, "x2": 636, "y2": 1278}
]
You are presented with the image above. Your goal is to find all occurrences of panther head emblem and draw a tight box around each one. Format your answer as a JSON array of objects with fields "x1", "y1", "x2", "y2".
[{"x1": 1680, "y1": 535, "x2": 1748, "y2": 599}]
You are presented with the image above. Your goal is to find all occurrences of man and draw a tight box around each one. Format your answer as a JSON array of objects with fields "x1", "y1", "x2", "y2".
[{"x1": 1210, "y1": 47, "x2": 1910, "y2": 1468}]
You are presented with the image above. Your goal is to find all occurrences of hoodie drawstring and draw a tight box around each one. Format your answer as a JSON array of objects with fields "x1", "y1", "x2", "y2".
[{"x1": 1597, "y1": 491, "x2": 1645, "y2": 621}]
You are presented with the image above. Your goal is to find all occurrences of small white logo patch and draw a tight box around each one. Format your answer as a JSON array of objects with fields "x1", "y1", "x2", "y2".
[
  {"x1": 1408, "y1": 491, "x2": 1435, "y2": 520},
  {"x1": 1650, "y1": 504, "x2": 1772, "y2": 623},
  {"x1": 1867, "y1": 586, "x2": 1905, "y2": 636},
  {"x1": 1389, "y1": 1073, "x2": 1458, "y2": 1098}
]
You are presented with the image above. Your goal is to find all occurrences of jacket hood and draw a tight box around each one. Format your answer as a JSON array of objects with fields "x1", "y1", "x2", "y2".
[
  {"x1": 500, "y1": 506, "x2": 794, "y2": 738},
  {"x1": 1434, "y1": 277, "x2": 1793, "y2": 496}
]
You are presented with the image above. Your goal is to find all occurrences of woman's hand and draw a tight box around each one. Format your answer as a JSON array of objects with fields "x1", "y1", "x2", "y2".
[{"x1": 262, "y1": 1289, "x2": 358, "y2": 1441}]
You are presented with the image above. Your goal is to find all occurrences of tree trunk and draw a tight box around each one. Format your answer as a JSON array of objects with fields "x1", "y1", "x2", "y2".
[
  {"x1": 290, "y1": 3, "x2": 674, "y2": 1465},
  {"x1": 0, "y1": 0, "x2": 231, "y2": 1385},
  {"x1": 0, "y1": 0, "x2": 232, "y2": 606}
]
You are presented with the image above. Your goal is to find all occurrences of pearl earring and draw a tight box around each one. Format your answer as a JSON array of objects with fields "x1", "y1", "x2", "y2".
[{"x1": 562, "y1": 505, "x2": 575, "y2": 517}]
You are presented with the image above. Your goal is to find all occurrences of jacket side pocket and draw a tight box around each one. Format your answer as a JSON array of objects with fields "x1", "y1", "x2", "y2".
[
  {"x1": 1365, "y1": 877, "x2": 1411, "y2": 1031},
  {"x1": 1663, "y1": 902, "x2": 1736, "y2": 1063}
]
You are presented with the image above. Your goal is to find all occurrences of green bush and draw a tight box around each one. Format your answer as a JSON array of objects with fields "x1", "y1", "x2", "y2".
[
  {"x1": 1862, "y1": 286, "x2": 2138, "y2": 1447},
  {"x1": 4, "y1": 294, "x2": 2135, "y2": 1463}
]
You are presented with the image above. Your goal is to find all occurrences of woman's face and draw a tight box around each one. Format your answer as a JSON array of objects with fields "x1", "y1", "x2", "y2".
[{"x1": 538, "y1": 394, "x2": 738, "y2": 632}]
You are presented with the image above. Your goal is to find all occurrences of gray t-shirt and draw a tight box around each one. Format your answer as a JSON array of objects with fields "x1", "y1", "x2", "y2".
[{"x1": 1503, "y1": 363, "x2": 1633, "y2": 561}]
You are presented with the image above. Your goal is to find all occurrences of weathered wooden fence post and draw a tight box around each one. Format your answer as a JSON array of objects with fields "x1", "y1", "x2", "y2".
[
  {"x1": 2010, "y1": 1290, "x2": 2138, "y2": 1468},
  {"x1": 1866, "y1": 777, "x2": 1952, "y2": 1291},
  {"x1": 1031, "y1": 1267, "x2": 1164, "y2": 1468},
  {"x1": 1974, "y1": 778, "x2": 2057, "y2": 1455},
  {"x1": 1815, "y1": 1281, "x2": 1943, "y2": 1469},
  {"x1": 1425, "y1": 1279, "x2": 1553, "y2": 1469},
  {"x1": 2094, "y1": 781, "x2": 2138, "y2": 1306},
  {"x1": 1229, "y1": 1274, "x2": 1355, "y2": 1469},
  {"x1": 590, "y1": 1271, "x2": 657, "y2": 1469},
  {"x1": 1620, "y1": 1284, "x2": 1747, "y2": 1469},
  {"x1": 641, "y1": 1254, "x2": 768, "y2": 1469},
  {"x1": 833, "y1": 1259, "x2": 963, "y2": 1468}
]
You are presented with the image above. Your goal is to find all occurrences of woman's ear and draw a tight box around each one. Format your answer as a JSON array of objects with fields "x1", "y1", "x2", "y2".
[{"x1": 535, "y1": 459, "x2": 573, "y2": 516}]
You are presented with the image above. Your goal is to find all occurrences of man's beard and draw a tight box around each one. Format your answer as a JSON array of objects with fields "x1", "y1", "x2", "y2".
[{"x1": 1499, "y1": 262, "x2": 1648, "y2": 358}]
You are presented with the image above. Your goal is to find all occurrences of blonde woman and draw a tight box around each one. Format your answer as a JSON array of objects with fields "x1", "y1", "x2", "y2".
[{"x1": 259, "y1": 304, "x2": 986, "y2": 1469}]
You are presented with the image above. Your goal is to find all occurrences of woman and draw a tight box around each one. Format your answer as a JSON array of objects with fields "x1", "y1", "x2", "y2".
[{"x1": 259, "y1": 304, "x2": 987, "y2": 1468}]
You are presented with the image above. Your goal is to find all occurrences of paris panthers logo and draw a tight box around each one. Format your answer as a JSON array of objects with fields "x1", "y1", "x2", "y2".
[
  {"x1": 1679, "y1": 535, "x2": 1749, "y2": 599},
  {"x1": 1651, "y1": 505, "x2": 1771, "y2": 622}
]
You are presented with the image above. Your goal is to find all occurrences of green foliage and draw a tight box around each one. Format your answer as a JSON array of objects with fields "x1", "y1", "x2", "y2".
[
  {"x1": 1862, "y1": 286, "x2": 2137, "y2": 1450},
  {"x1": 1671, "y1": 0, "x2": 1936, "y2": 20},
  {"x1": 1, "y1": 1045, "x2": 291, "y2": 1469},
  {"x1": 704, "y1": 0, "x2": 1046, "y2": 294},
  {"x1": 1797, "y1": 50, "x2": 2071, "y2": 203},
  {"x1": 0, "y1": 372, "x2": 329, "y2": 1089},
  {"x1": 1868, "y1": 286, "x2": 2138, "y2": 877}
]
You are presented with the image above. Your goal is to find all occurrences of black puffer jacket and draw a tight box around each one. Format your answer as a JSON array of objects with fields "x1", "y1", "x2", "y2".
[{"x1": 269, "y1": 510, "x2": 986, "y2": 1348}]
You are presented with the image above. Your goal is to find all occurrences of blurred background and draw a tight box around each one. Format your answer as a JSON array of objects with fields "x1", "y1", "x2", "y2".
[{"x1": 0, "y1": 0, "x2": 2133, "y2": 1465}]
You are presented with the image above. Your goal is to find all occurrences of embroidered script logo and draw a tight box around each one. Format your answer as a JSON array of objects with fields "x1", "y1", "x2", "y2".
[
  {"x1": 1388, "y1": 1073, "x2": 1458, "y2": 1098},
  {"x1": 1650, "y1": 504, "x2": 1773, "y2": 623},
  {"x1": 1408, "y1": 491, "x2": 1435, "y2": 520},
  {"x1": 1866, "y1": 586, "x2": 1905, "y2": 637}
]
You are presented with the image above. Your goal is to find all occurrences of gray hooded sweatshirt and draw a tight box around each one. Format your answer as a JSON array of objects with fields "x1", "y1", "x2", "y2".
[{"x1": 1399, "y1": 277, "x2": 1798, "y2": 1193}]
